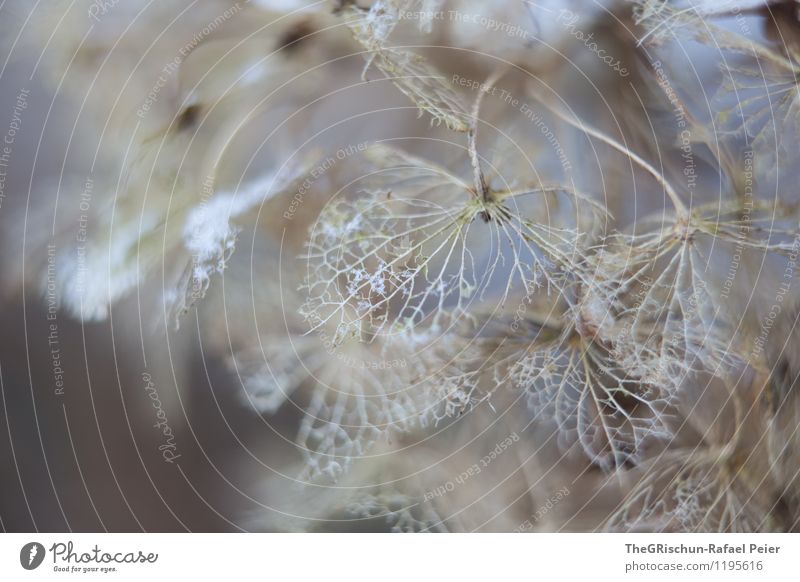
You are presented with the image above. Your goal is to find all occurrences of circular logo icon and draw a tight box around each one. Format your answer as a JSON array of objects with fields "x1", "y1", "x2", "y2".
[{"x1": 20, "y1": 542, "x2": 46, "y2": 570}]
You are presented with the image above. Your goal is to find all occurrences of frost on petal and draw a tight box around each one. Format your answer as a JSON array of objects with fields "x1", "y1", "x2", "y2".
[
  {"x1": 21, "y1": 1, "x2": 343, "y2": 323},
  {"x1": 168, "y1": 161, "x2": 313, "y2": 325},
  {"x1": 46, "y1": 211, "x2": 162, "y2": 320}
]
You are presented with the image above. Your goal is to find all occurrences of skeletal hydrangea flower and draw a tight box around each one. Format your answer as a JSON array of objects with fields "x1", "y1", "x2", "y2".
[
  {"x1": 300, "y1": 137, "x2": 600, "y2": 345},
  {"x1": 235, "y1": 315, "x2": 491, "y2": 482},
  {"x1": 10, "y1": 0, "x2": 800, "y2": 534}
]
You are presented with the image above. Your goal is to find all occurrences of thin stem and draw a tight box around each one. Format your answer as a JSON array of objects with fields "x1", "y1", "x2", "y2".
[
  {"x1": 468, "y1": 65, "x2": 510, "y2": 201},
  {"x1": 467, "y1": 129, "x2": 487, "y2": 200},
  {"x1": 529, "y1": 90, "x2": 689, "y2": 219}
]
